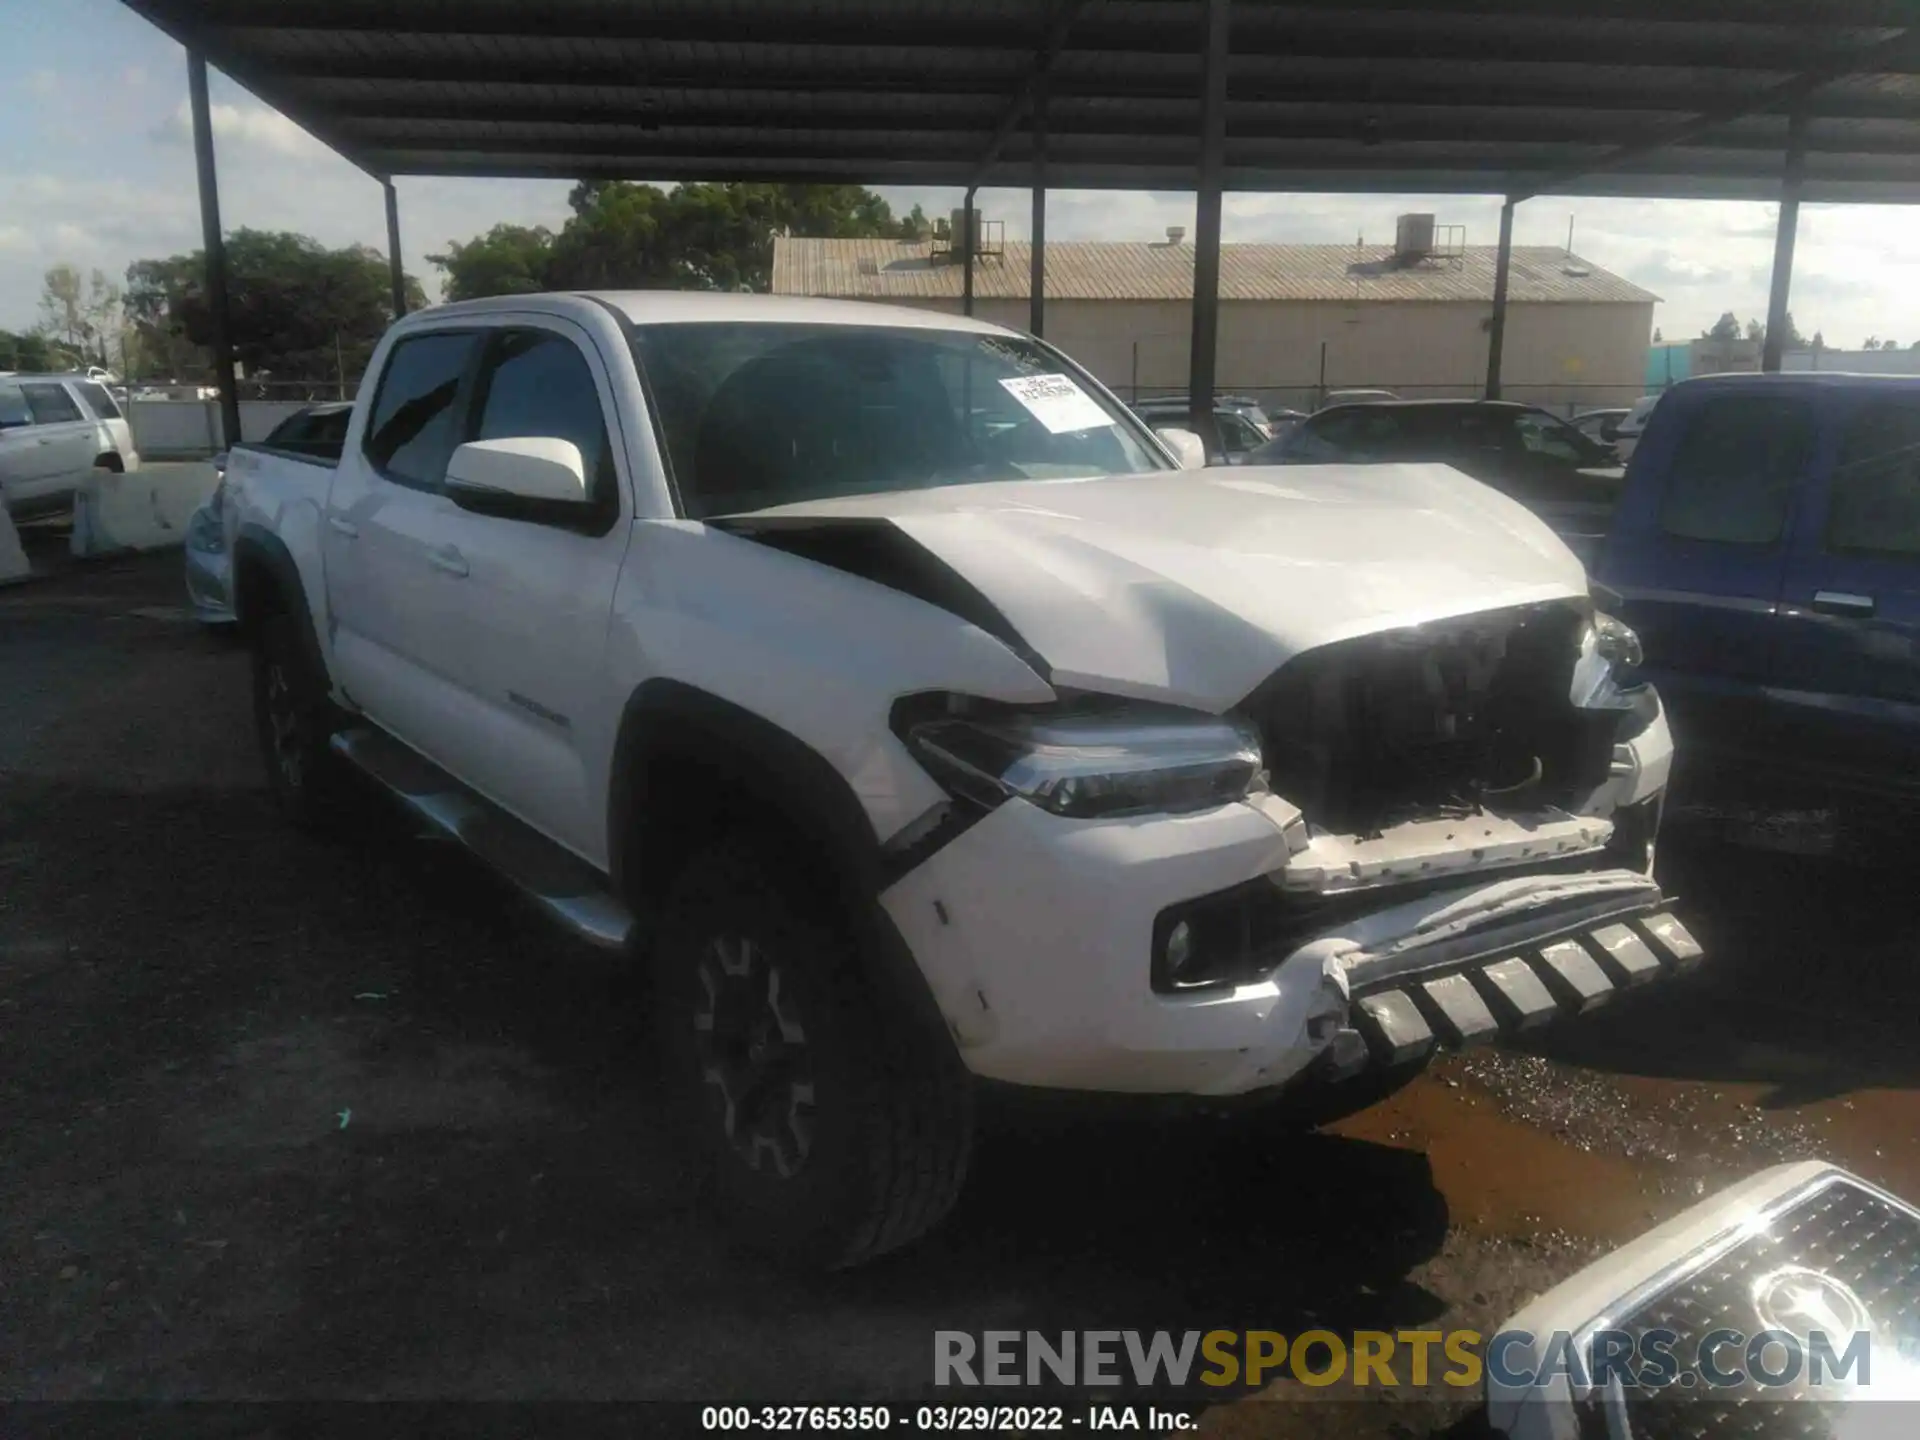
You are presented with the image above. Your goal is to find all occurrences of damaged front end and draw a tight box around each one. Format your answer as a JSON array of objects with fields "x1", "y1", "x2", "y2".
[{"x1": 1139, "y1": 597, "x2": 1694, "y2": 1085}]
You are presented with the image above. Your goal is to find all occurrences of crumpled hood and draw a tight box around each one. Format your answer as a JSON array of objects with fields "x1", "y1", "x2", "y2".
[{"x1": 735, "y1": 463, "x2": 1590, "y2": 713}]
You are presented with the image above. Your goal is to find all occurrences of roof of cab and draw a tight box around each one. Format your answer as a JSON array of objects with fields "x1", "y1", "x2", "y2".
[{"x1": 420, "y1": 290, "x2": 1018, "y2": 336}]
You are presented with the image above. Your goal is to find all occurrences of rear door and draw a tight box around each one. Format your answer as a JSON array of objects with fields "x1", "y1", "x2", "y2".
[
  {"x1": 405, "y1": 319, "x2": 635, "y2": 859},
  {"x1": 1767, "y1": 388, "x2": 1920, "y2": 796},
  {"x1": 1597, "y1": 386, "x2": 1820, "y2": 760},
  {"x1": 0, "y1": 382, "x2": 59, "y2": 504},
  {"x1": 322, "y1": 327, "x2": 483, "y2": 756},
  {"x1": 19, "y1": 382, "x2": 97, "y2": 489}
]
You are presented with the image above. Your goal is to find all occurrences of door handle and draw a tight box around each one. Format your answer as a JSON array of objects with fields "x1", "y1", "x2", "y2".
[
  {"x1": 1812, "y1": 590, "x2": 1875, "y2": 618},
  {"x1": 427, "y1": 545, "x2": 469, "y2": 578},
  {"x1": 327, "y1": 516, "x2": 359, "y2": 540}
]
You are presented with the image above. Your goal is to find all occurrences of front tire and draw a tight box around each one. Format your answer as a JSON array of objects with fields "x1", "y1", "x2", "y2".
[
  {"x1": 655, "y1": 835, "x2": 973, "y2": 1269},
  {"x1": 251, "y1": 614, "x2": 348, "y2": 831}
]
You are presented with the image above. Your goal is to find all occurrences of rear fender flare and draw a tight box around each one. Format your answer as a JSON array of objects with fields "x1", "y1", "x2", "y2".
[{"x1": 231, "y1": 524, "x2": 327, "y2": 687}]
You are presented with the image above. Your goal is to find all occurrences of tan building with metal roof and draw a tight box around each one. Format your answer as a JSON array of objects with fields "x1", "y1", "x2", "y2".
[{"x1": 771, "y1": 227, "x2": 1658, "y2": 413}]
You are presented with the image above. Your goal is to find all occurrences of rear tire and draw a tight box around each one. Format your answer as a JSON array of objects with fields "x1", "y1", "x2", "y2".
[
  {"x1": 251, "y1": 614, "x2": 349, "y2": 832},
  {"x1": 655, "y1": 834, "x2": 973, "y2": 1269}
]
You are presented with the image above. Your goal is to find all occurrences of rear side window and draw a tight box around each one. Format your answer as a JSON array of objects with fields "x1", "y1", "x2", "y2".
[
  {"x1": 1830, "y1": 396, "x2": 1920, "y2": 559},
  {"x1": 21, "y1": 383, "x2": 83, "y2": 424},
  {"x1": 266, "y1": 407, "x2": 350, "y2": 460},
  {"x1": 470, "y1": 329, "x2": 613, "y2": 504},
  {"x1": 363, "y1": 332, "x2": 477, "y2": 488},
  {"x1": 73, "y1": 381, "x2": 121, "y2": 419},
  {"x1": 0, "y1": 384, "x2": 29, "y2": 429},
  {"x1": 1658, "y1": 395, "x2": 1814, "y2": 545},
  {"x1": 1217, "y1": 411, "x2": 1264, "y2": 453}
]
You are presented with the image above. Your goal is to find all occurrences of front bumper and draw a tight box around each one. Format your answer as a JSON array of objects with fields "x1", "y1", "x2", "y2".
[{"x1": 881, "y1": 701, "x2": 1686, "y2": 1097}]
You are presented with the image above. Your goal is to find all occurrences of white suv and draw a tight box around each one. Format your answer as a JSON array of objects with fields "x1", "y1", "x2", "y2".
[{"x1": 0, "y1": 374, "x2": 141, "y2": 519}]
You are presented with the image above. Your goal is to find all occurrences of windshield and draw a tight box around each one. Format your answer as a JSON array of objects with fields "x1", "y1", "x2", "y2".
[{"x1": 630, "y1": 322, "x2": 1168, "y2": 517}]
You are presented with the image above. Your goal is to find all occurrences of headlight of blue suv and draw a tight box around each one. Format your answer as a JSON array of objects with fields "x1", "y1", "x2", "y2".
[
  {"x1": 905, "y1": 704, "x2": 1267, "y2": 820},
  {"x1": 1569, "y1": 612, "x2": 1647, "y2": 710}
]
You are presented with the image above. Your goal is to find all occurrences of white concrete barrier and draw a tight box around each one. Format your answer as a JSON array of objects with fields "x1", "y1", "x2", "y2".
[
  {"x1": 0, "y1": 504, "x2": 29, "y2": 584},
  {"x1": 71, "y1": 462, "x2": 222, "y2": 559}
]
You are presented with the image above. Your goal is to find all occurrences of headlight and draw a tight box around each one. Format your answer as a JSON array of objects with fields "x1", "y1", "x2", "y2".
[
  {"x1": 1570, "y1": 612, "x2": 1646, "y2": 710},
  {"x1": 904, "y1": 703, "x2": 1266, "y2": 820}
]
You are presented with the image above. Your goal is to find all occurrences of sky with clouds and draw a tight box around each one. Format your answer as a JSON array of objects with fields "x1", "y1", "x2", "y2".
[{"x1": 5, "y1": 0, "x2": 1919, "y2": 349}]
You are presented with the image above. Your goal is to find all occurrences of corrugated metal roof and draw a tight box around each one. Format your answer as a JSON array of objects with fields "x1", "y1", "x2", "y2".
[
  {"x1": 772, "y1": 239, "x2": 1660, "y2": 305},
  {"x1": 120, "y1": 1, "x2": 1920, "y2": 203}
]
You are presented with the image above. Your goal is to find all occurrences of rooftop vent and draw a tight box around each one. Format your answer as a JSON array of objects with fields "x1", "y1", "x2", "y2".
[
  {"x1": 1394, "y1": 212, "x2": 1436, "y2": 262},
  {"x1": 1165, "y1": 225, "x2": 1187, "y2": 245},
  {"x1": 930, "y1": 210, "x2": 1004, "y2": 263}
]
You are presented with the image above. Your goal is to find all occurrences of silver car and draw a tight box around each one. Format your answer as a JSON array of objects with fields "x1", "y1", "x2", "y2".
[{"x1": 186, "y1": 403, "x2": 351, "y2": 625}]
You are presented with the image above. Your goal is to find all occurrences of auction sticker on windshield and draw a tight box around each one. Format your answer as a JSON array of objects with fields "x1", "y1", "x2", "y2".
[{"x1": 999, "y1": 374, "x2": 1114, "y2": 434}]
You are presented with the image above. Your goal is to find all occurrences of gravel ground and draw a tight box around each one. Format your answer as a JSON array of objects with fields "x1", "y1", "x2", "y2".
[{"x1": 3, "y1": 546, "x2": 1916, "y2": 1435}]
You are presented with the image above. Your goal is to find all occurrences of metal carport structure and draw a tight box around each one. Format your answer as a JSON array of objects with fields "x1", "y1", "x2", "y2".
[{"x1": 122, "y1": 0, "x2": 1920, "y2": 449}]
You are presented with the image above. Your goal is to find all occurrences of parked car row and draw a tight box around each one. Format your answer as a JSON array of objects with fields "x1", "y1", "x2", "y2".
[{"x1": 0, "y1": 372, "x2": 141, "y2": 519}]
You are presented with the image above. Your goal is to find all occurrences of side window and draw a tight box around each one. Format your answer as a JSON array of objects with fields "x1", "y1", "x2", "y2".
[
  {"x1": 21, "y1": 383, "x2": 83, "y2": 424},
  {"x1": 73, "y1": 381, "x2": 121, "y2": 419},
  {"x1": 1218, "y1": 412, "x2": 1262, "y2": 454},
  {"x1": 266, "y1": 412, "x2": 315, "y2": 448},
  {"x1": 1516, "y1": 412, "x2": 1583, "y2": 462},
  {"x1": 1659, "y1": 395, "x2": 1814, "y2": 545},
  {"x1": 470, "y1": 329, "x2": 615, "y2": 507},
  {"x1": 0, "y1": 384, "x2": 30, "y2": 430},
  {"x1": 363, "y1": 331, "x2": 477, "y2": 488},
  {"x1": 310, "y1": 408, "x2": 352, "y2": 455},
  {"x1": 1829, "y1": 396, "x2": 1920, "y2": 560}
]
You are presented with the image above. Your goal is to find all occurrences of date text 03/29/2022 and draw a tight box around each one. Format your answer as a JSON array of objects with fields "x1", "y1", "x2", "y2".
[{"x1": 700, "y1": 1405, "x2": 1196, "y2": 1432}]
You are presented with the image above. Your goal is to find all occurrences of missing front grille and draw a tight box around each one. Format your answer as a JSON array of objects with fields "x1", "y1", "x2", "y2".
[{"x1": 1246, "y1": 602, "x2": 1615, "y2": 836}]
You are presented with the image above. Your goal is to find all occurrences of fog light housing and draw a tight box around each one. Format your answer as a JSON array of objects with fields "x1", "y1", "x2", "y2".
[{"x1": 1163, "y1": 920, "x2": 1196, "y2": 982}]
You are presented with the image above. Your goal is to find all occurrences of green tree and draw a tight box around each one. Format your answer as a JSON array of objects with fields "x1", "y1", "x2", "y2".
[
  {"x1": 0, "y1": 329, "x2": 66, "y2": 372},
  {"x1": 1705, "y1": 311, "x2": 1741, "y2": 341},
  {"x1": 898, "y1": 202, "x2": 930, "y2": 240},
  {"x1": 428, "y1": 223, "x2": 554, "y2": 302},
  {"x1": 437, "y1": 182, "x2": 904, "y2": 299},
  {"x1": 124, "y1": 230, "x2": 426, "y2": 390},
  {"x1": 35, "y1": 264, "x2": 122, "y2": 368}
]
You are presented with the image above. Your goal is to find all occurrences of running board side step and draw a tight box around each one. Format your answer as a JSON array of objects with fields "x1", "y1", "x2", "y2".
[{"x1": 329, "y1": 727, "x2": 634, "y2": 951}]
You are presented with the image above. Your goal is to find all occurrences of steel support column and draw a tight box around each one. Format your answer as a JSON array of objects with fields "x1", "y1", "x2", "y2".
[
  {"x1": 962, "y1": 183, "x2": 977, "y2": 318},
  {"x1": 1485, "y1": 197, "x2": 1516, "y2": 400},
  {"x1": 384, "y1": 180, "x2": 407, "y2": 320},
  {"x1": 187, "y1": 51, "x2": 240, "y2": 451},
  {"x1": 1763, "y1": 111, "x2": 1808, "y2": 374},
  {"x1": 1030, "y1": 79, "x2": 1047, "y2": 338},
  {"x1": 1187, "y1": 0, "x2": 1228, "y2": 455}
]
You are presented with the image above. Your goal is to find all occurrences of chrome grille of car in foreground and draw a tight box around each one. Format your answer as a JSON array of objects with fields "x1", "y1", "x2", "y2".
[{"x1": 1576, "y1": 1177, "x2": 1920, "y2": 1440}]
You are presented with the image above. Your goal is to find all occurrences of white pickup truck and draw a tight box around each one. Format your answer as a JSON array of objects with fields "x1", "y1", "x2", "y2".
[{"x1": 223, "y1": 291, "x2": 1699, "y2": 1266}]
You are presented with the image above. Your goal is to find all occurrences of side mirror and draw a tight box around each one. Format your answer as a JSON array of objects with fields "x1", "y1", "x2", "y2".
[
  {"x1": 1153, "y1": 426, "x2": 1209, "y2": 471},
  {"x1": 446, "y1": 436, "x2": 588, "y2": 506}
]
